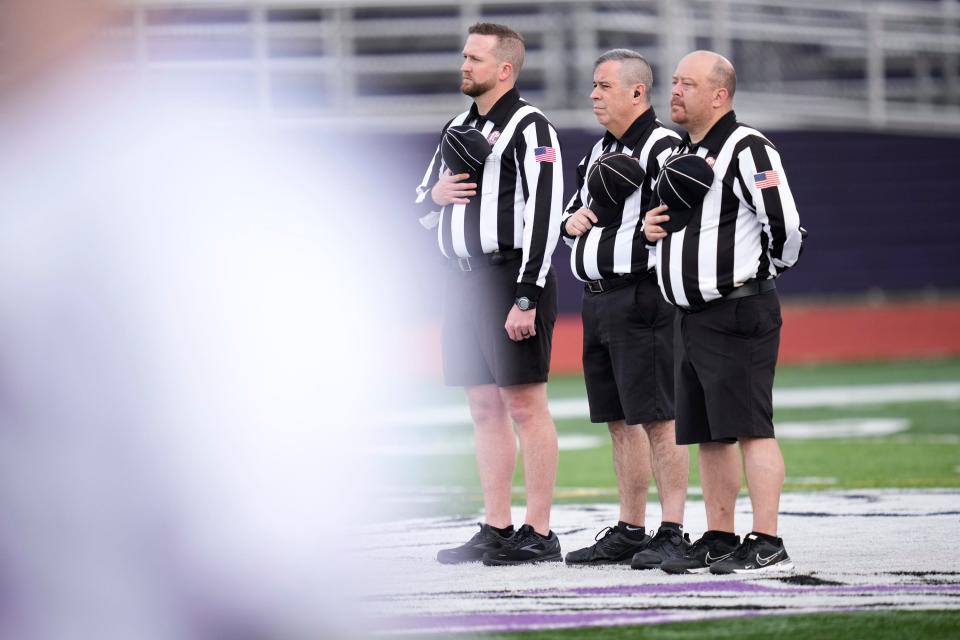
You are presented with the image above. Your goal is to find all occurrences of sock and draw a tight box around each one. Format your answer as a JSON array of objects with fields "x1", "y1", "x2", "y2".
[
  {"x1": 618, "y1": 521, "x2": 646, "y2": 540},
  {"x1": 750, "y1": 531, "x2": 781, "y2": 545},
  {"x1": 659, "y1": 521, "x2": 683, "y2": 533},
  {"x1": 490, "y1": 524, "x2": 514, "y2": 537},
  {"x1": 704, "y1": 529, "x2": 739, "y2": 544}
]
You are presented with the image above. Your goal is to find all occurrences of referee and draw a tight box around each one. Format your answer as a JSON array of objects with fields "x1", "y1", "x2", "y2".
[
  {"x1": 645, "y1": 51, "x2": 805, "y2": 575},
  {"x1": 559, "y1": 50, "x2": 691, "y2": 570},
  {"x1": 414, "y1": 23, "x2": 564, "y2": 566}
]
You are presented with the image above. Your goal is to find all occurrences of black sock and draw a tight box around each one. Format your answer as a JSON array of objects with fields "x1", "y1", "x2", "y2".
[
  {"x1": 750, "y1": 531, "x2": 781, "y2": 545},
  {"x1": 704, "y1": 529, "x2": 739, "y2": 544},
  {"x1": 659, "y1": 521, "x2": 683, "y2": 532},
  {"x1": 490, "y1": 524, "x2": 514, "y2": 537},
  {"x1": 618, "y1": 521, "x2": 646, "y2": 540}
]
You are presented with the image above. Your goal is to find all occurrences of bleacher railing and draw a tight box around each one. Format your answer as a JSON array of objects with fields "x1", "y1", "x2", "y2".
[{"x1": 106, "y1": 0, "x2": 960, "y2": 133}]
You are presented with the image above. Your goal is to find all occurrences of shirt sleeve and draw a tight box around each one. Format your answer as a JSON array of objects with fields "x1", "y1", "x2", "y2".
[
  {"x1": 414, "y1": 120, "x2": 454, "y2": 229},
  {"x1": 737, "y1": 138, "x2": 803, "y2": 274},
  {"x1": 559, "y1": 152, "x2": 590, "y2": 245},
  {"x1": 514, "y1": 118, "x2": 563, "y2": 302},
  {"x1": 639, "y1": 135, "x2": 678, "y2": 247}
]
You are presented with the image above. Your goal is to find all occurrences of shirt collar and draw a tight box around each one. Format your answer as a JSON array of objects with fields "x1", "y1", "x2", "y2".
[
  {"x1": 602, "y1": 107, "x2": 658, "y2": 149},
  {"x1": 682, "y1": 110, "x2": 738, "y2": 154},
  {"x1": 468, "y1": 87, "x2": 522, "y2": 128}
]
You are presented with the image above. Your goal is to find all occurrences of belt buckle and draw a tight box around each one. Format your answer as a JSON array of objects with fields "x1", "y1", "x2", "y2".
[
  {"x1": 587, "y1": 280, "x2": 604, "y2": 293},
  {"x1": 457, "y1": 257, "x2": 472, "y2": 272}
]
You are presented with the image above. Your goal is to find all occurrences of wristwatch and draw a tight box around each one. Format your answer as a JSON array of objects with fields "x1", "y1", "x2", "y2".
[{"x1": 515, "y1": 296, "x2": 536, "y2": 311}]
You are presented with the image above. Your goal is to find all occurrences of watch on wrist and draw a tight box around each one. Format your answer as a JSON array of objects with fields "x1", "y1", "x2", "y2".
[{"x1": 515, "y1": 296, "x2": 536, "y2": 311}]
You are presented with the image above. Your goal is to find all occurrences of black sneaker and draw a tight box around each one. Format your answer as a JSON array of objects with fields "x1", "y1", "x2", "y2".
[
  {"x1": 481, "y1": 524, "x2": 562, "y2": 566},
  {"x1": 660, "y1": 532, "x2": 741, "y2": 574},
  {"x1": 437, "y1": 524, "x2": 513, "y2": 564},
  {"x1": 709, "y1": 532, "x2": 794, "y2": 575},
  {"x1": 629, "y1": 525, "x2": 691, "y2": 570},
  {"x1": 564, "y1": 524, "x2": 651, "y2": 566}
]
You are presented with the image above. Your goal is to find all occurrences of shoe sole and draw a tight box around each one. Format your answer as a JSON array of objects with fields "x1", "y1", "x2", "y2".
[
  {"x1": 482, "y1": 553, "x2": 563, "y2": 566},
  {"x1": 660, "y1": 564, "x2": 711, "y2": 574},
  {"x1": 436, "y1": 557, "x2": 483, "y2": 565},
  {"x1": 711, "y1": 560, "x2": 795, "y2": 575},
  {"x1": 565, "y1": 557, "x2": 634, "y2": 567}
]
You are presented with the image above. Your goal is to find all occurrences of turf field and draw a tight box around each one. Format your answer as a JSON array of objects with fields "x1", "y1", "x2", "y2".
[
  {"x1": 390, "y1": 358, "x2": 960, "y2": 511},
  {"x1": 373, "y1": 358, "x2": 960, "y2": 638}
]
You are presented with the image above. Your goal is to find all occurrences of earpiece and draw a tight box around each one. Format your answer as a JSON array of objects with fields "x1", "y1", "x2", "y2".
[{"x1": 634, "y1": 90, "x2": 641, "y2": 98}]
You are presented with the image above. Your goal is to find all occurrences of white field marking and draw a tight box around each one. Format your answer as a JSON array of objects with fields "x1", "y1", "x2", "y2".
[
  {"x1": 369, "y1": 434, "x2": 606, "y2": 457},
  {"x1": 776, "y1": 418, "x2": 909, "y2": 439},
  {"x1": 386, "y1": 381, "x2": 960, "y2": 427},
  {"x1": 362, "y1": 490, "x2": 960, "y2": 635},
  {"x1": 372, "y1": 419, "x2": 909, "y2": 458}
]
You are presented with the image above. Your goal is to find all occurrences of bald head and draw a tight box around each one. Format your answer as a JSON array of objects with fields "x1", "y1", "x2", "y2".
[{"x1": 670, "y1": 50, "x2": 737, "y2": 141}]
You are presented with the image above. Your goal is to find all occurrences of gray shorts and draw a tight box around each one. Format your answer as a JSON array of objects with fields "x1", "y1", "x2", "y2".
[{"x1": 441, "y1": 261, "x2": 557, "y2": 388}]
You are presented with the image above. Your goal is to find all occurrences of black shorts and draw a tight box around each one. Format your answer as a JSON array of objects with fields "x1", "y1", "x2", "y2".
[
  {"x1": 441, "y1": 260, "x2": 557, "y2": 388},
  {"x1": 582, "y1": 273, "x2": 676, "y2": 425},
  {"x1": 675, "y1": 290, "x2": 782, "y2": 444}
]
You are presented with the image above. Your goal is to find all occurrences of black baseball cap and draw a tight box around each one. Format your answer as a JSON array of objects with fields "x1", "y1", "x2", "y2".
[
  {"x1": 586, "y1": 152, "x2": 646, "y2": 227},
  {"x1": 654, "y1": 153, "x2": 714, "y2": 233},
  {"x1": 441, "y1": 125, "x2": 492, "y2": 177}
]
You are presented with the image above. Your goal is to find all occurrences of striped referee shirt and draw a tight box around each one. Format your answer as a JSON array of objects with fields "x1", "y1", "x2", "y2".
[
  {"x1": 561, "y1": 108, "x2": 679, "y2": 282},
  {"x1": 415, "y1": 88, "x2": 564, "y2": 301},
  {"x1": 655, "y1": 111, "x2": 803, "y2": 308}
]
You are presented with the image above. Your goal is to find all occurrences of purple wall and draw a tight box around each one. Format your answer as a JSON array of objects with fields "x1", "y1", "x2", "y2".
[{"x1": 368, "y1": 128, "x2": 960, "y2": 314}]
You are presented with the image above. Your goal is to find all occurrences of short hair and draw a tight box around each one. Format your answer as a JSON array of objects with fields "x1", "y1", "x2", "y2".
[
  {"x1": 594, "y1": 49, "x2": 654, "y2": 96},
  {"x1": 708, "y1": 57, "x2": 737, "y2": 98},
  {"x1": 468, "y1": 22, "x2": 525, "y2": 77}
]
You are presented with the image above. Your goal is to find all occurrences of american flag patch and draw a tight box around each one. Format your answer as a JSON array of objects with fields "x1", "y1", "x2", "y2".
[
  {"x1": 534, "y1": 146, "x2": 557, "y2": 163},
  {"x1": 753, "y1": 170, "x2": 780, "y2": 189}
]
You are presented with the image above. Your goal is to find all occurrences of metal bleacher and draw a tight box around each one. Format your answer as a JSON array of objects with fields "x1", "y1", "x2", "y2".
[{"x1": 110, "y1": 0, "x2": 960, "y2": 134}]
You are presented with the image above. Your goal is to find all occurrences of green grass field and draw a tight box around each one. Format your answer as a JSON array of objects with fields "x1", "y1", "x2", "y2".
[
  {"x1": 458, "y1": 610, "x2": 960, "y2": 640},
  {"x1": 403, "y1": 358, "x2": 960, "y2": 510},
  {"x1": 392, "y1": 358, "x2": 960, "y2": 639}
]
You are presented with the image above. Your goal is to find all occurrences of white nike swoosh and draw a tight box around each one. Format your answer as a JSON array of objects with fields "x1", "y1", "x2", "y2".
[
  {"x1": 756, "y1": 550, "x2": 784, "y2": 566},
  {"x1": 705, "y1": 551, "x2": 733, "y2": 564}
]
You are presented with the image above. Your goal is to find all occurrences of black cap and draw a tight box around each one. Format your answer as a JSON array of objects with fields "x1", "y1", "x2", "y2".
[
  {"x1": 586, "y1": 152, "x2": 646, "y2": 227},
  {"x1": 654, "y1": 153, "x2": 714, "y2": 233},
  {"x1": 441, "y1": 125, "x2": 492, "y2": 177}
]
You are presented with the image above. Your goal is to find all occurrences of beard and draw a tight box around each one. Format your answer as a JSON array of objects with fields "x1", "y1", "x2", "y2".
[{"x1": 461, "y1": 75, "x2": 495, "y2": 98}]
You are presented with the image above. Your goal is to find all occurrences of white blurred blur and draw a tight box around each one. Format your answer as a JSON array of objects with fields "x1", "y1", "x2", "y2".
[{"x1": 0, "y1": 1, "x2": 406, "y2": 638}]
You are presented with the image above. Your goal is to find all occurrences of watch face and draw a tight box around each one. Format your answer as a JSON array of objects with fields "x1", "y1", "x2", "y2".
[{"x1": 517, "y1": 297, "x2": 531, "y2": 310}]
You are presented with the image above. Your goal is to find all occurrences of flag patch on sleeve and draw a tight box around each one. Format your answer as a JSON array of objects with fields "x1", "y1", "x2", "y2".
[
  {"x1": 753, "y1": 170, "x2": 780, "y2": 189},
  {"x1": 534, "y1": 146, "x2": 557, "y2": 163}
]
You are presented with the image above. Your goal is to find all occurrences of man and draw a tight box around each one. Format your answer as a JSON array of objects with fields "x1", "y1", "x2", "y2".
[
  {"x1": 414, "y1": 23, "x2": 564, "y2": 566},
  {"x1": 644, "y1": 51, "x2": 804, "y2": 575},
  {"x1": 559, "y1": 49, "x2": 690, "y2": 570}
]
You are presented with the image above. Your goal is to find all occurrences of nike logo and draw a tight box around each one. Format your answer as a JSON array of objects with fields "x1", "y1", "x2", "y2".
[
  {"x1": 704, "y1": 551, "x2": 733, "y2": 564},
  {"x1": 624, "y1": 526, "x2": 643, "y2": 532},
  {"x1": 756, "y1": 549, "x2": 784, "y2": 566}
]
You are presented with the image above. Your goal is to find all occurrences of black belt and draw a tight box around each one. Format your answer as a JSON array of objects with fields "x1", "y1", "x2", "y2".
[
  {"x1": 584, "y1": 270, "x2": 649, "y2": 294},
  {"x1": 681, "y1": 279, "x2": 776, "y2": 313},
  {"x1": 449, "y1": 248, "x2": 523, "y2": 272}
]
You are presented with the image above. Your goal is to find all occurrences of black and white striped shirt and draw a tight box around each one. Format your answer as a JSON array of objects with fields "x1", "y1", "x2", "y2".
[
  {"x1": 561, "y1": 109, "x2": 679, "y2": 282},
  {"x1": 655, "y1": 111, "x2": 803, "y2": 308},
  {"x1": 415, "y1": 88, "x2": 563, "y2": 301}
]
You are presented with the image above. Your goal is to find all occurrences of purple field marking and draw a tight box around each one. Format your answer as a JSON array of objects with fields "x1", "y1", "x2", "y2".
[
  {"x1": 550, "y1": 581, "x2": 960, "y2": 597},
  {"x1": 385, "y1": 609, "x2": 710, "y2": 633}
]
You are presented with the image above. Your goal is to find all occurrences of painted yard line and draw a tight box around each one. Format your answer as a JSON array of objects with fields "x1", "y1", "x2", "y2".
[
  {"x1": 373, "y1": 420, "x2": 910, "y2": 458},
  {"x1": 387, "y1": 382, "x2": 960, "y2": 426},
  {"x1": 364, "y1": 490, "x2": 960, "y2": 635}
]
